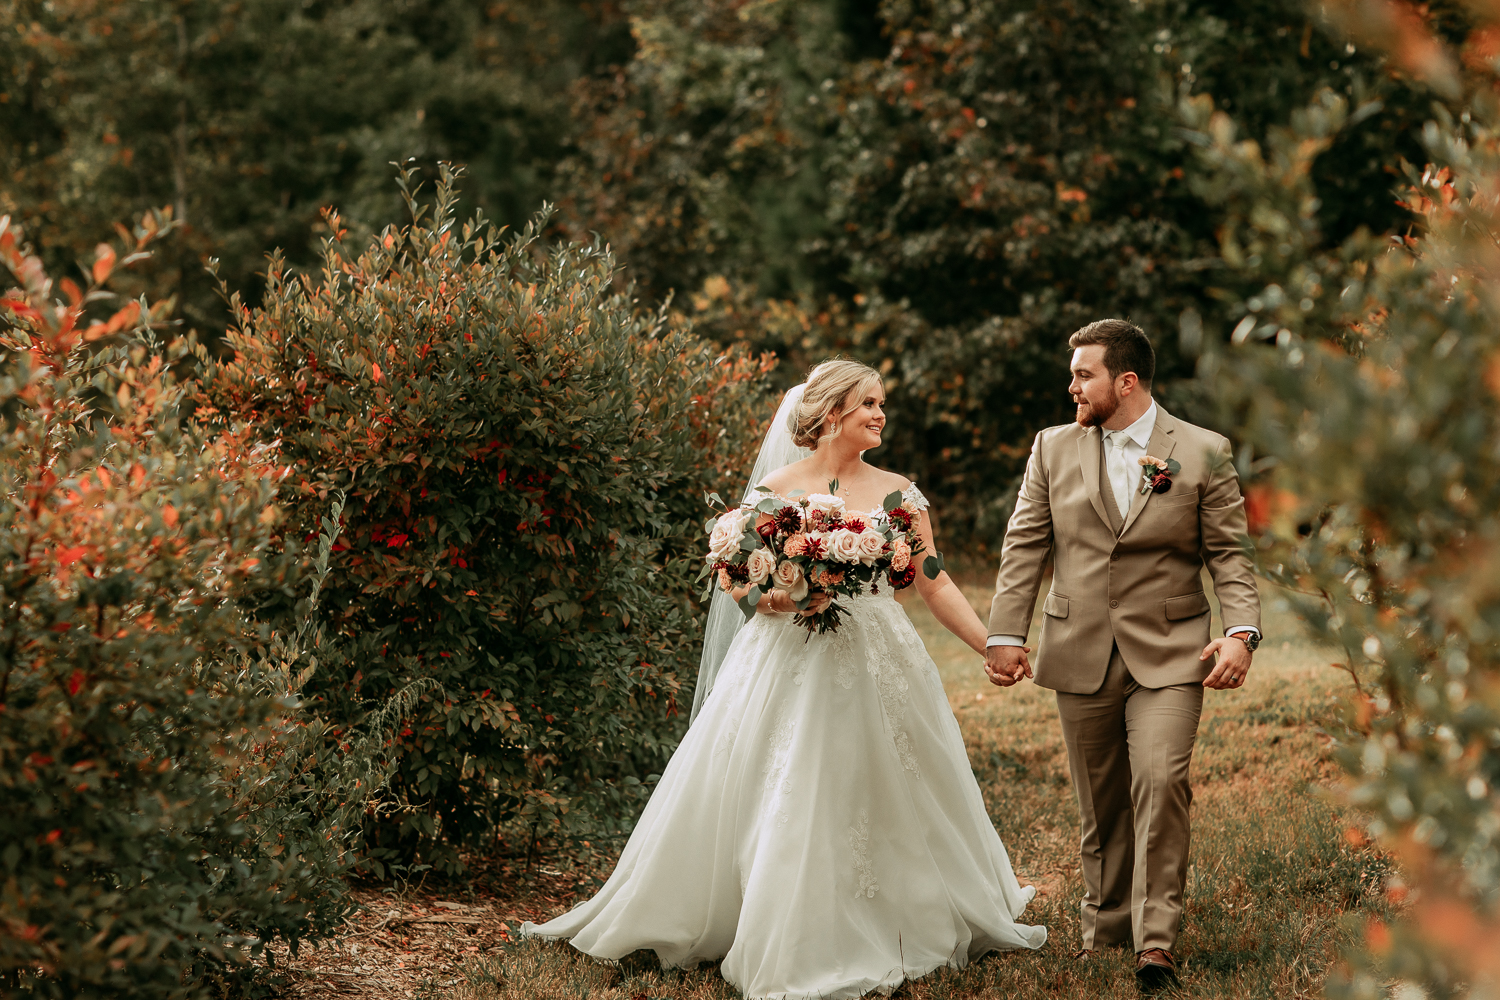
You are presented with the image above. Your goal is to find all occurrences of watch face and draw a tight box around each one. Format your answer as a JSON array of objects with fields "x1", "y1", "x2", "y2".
[{"x1": 1245, "y1": 634, "x2": 1260, "y2": 651}]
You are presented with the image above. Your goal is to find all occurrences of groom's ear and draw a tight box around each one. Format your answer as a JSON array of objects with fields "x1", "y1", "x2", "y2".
[{"x1": 1117, "y1": 371, "x2": 1143, "y2": 396}]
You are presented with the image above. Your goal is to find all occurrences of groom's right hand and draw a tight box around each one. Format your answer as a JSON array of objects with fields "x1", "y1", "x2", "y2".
[{"x1": 984, "y1": 645, "x2": 1033, "y2": 687}]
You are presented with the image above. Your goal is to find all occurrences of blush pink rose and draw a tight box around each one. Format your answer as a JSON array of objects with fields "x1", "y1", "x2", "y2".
[
  {"x1": 771, "y1": 559, "x2": 808, "y2": 602},
  {"x1": 855, "y1": 529, "x2": 887, "y2": 565},
  {"x1": 746, "y1": 546, "x2": 776, "y2": 586},
  {"x1": 804, "y1": 493, "x2": 845, "y2": 517},
  {"x1": 708, "y1": 508, "x2": 751, "y2": 562},
  {"x1": 826, "y1": 528, "x2": 863, "y2": 564}
]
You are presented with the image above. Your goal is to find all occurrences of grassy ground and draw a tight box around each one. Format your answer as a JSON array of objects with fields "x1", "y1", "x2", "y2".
[{"x1": 438, "y1": 579, "x2": 1394, "y2": 1000}]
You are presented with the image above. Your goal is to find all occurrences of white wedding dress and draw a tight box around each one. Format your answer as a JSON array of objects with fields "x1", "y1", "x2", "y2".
[{"x1": 523, "y1": 489, "x2": 1047, "y2": 998}]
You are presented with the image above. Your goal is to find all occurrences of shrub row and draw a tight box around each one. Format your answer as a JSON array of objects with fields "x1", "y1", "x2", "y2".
[
  {"x1": 2, "y1": 165, "x2": 771, "y2": 995},
  {"x1": 192, "y1": 166, "x2": 773, "y2": 868},
  {"x1": 0, "y1": 214, "x2": 408, "y2": 996}
]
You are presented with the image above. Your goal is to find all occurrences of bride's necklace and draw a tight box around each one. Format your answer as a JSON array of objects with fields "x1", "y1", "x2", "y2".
[{"x1": 816, "y1": 470, "x2": 859, "y2": 498}]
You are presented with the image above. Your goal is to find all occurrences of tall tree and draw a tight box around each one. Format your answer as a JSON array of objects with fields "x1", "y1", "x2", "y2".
[{"x1": 0, "y1": 0, "x2": 630, "y2": 331}]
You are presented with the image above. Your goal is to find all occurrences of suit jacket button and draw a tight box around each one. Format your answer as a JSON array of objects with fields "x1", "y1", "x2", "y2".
[
  {"x1": 1111, "y1": 551, "x2": 1120, "y2": 561},
  {"x1": 1109, "y1": 600, "x2": 1119, "y2": 609}
]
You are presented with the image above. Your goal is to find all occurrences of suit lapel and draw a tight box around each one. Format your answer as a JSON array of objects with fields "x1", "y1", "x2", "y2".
[
  {"x1": 1120, "y1": 407, "x2": 1178, "y2": 537},
  {"x1": 1077, "y1": 427, "x2": 1112, "y2": 532}
]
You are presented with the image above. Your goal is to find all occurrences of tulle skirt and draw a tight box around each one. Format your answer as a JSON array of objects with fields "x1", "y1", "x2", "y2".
[{"x1": 523, "y1": 590, "x2": 1047, "y2": 998}]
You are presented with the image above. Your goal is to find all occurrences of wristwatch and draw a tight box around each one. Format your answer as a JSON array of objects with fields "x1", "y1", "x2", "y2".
[{"x1": 1231, "y1": 631, "x2": 1261, "y2": 653}]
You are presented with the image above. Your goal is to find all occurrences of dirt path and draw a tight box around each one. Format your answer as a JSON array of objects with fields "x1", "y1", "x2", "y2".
[{"x1": 267, "y1": 864, "x2": 599, "y2": 998}]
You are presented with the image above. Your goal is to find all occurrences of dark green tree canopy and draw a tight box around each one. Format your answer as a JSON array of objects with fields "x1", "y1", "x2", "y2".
[{"x1": 552, "y1": 0, "x2": 1436, "y2": 547}]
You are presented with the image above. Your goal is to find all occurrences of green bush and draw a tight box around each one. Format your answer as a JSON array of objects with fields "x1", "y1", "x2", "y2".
[
  {"x1": 0, "y1": 214, "x2": 407, "y2": 998},
  {"x1": 204, "y1": 494, "x2": 433, "y2": 995},
  {"x1": 194, "y1": 165, "x2": 773, "y2": 870}
]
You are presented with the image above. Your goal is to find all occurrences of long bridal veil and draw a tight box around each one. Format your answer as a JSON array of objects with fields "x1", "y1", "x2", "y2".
[{"x1": 689, "y1": 383, "x2": 810, "y2": 723}]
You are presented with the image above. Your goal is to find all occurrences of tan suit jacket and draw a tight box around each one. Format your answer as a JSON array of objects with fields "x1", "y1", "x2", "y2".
[{"x1": 987, "y1": 406, "x2": 1260, "y2": 693}]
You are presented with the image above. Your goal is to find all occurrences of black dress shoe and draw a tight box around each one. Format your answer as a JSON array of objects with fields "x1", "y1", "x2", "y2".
[{"x1": 1135, "y1": 948, "x2": 1177, "y2": 991}]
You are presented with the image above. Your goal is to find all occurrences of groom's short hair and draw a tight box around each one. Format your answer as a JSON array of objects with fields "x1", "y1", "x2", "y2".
[{"x1": 1069, "y1": 319, "x2": 1155, "y2": 386}]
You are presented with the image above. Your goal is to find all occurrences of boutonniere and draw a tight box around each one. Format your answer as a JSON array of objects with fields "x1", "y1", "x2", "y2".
[{"x1": 1138, "y1": 455, "x2": 1181, "y2": 495}]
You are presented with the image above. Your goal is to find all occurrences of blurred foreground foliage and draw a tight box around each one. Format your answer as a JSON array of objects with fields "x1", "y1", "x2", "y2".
[
  {"x1": 0, "y1": 216, "x2": 416, "y2": 996},
  {"x1": 192, "y1": 165, "x2": 772, "y2": 872},
  {"x1": 1182, "y1": 3, "x2": 1500, "y2": 996}
]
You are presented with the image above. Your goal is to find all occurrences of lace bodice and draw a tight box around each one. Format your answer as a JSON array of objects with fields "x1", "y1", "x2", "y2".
[{"x1": 897, "y1": 483, "x2": 930, "y2": 512}]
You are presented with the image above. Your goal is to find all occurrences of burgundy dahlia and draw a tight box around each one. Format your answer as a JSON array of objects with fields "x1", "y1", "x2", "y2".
[
  {"x1": 1150, "y1": 474, "x2": 1172, "y2": 494},
  {"x1": 773, "y1": 505, "x2": 803, "y2": 533}
]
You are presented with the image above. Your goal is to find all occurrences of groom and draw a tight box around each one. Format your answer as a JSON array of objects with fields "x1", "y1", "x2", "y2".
[{"x1": 984, "y1": 319, "x2": 1260, "y2": 988}]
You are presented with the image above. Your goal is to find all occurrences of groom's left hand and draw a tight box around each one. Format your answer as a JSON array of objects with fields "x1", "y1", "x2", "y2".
[{"x1": 1200, "y1": 637, "x2": 1252, "y2": 689}]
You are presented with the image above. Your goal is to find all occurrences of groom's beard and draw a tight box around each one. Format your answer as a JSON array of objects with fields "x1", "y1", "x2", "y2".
[{"x1": 1075, "y1": 390, "x2": 1121, "y2": 428}]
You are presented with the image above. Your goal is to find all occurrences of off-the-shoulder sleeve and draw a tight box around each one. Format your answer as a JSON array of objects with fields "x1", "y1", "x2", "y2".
[{"x1": 901, "y1": 483, "x2": 930, "y2": 511}]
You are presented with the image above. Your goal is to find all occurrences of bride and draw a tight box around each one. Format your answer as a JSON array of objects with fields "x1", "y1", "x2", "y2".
[{"x1": 523, "y1": 359, "x2": 1047, "y2": 998}]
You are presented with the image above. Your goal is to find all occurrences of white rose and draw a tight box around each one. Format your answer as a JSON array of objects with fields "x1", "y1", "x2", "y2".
[
  {"x1": 827, "y1": 528, "x2": 863, "y2": 564},
  {"x1": 804, "y1": 493, "x2": 846, "y2": 516},
  {"x1": 771, "y1": 559, "x2": 808, "y2": 602},
  {"x1": 856, "y1": 529, "x2": 887, "y2": 565},
  {"x1": 746, "y1": 546, "x2": 776, "y2": 586},
  {"x1": 707, "y1": 508, "x2": 751, "y2": 562}
]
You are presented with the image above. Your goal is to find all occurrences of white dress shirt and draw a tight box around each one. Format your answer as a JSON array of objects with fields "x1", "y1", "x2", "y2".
[
  {"x1": 1103, "y1": 401, "x2": 1157, "y2": 517},
  {"x1": 987, "y1": 400, "x2": 1259, "y2": 649}
]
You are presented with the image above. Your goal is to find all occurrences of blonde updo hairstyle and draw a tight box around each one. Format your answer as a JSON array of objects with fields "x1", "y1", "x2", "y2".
[{"x1": 789, "y1": 358, "x2": 883, "y2": 450}]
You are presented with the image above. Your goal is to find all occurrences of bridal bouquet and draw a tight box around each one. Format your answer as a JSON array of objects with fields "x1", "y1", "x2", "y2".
[{"x1": 698, "y1": 483, "x2": 945, "y2": 635}]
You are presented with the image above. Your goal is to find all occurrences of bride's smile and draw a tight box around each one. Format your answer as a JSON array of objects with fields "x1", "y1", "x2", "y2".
[{"x1": 838, "y1": 390, "x2": 887, "y2": 452}]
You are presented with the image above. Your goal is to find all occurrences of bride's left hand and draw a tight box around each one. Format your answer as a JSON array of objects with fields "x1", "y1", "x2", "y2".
[{"x1": 802, "y1": 589, "x2": 833, "y2": 615}]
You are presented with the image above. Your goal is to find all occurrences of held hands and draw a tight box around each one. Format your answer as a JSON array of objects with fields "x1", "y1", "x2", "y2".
[
  {"x1": 984, "y1": 644, "x2": 1033, "y2": 687},
  {"x1": 1201, "y1": 635, "x2": 1253, "y2": 689}
]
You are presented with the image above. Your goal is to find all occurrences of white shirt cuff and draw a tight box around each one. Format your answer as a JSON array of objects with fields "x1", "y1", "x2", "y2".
[
  {"x1": 986, "y1": 634, "x2": 1026, "y2": 647},
  {"x1": 1226, "y1": 625, "x2": 1260, "y2": 639}
]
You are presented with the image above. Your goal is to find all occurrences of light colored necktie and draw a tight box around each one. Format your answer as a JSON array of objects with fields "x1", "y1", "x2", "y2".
[{"x1": 1105, "y1": 431, "x2": 1131, "y2": 515}]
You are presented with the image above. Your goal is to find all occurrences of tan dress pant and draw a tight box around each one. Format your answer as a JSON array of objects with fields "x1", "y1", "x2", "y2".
[{"x1": 1055, "y1": 644, "x2": 1202, "y2": 952}]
